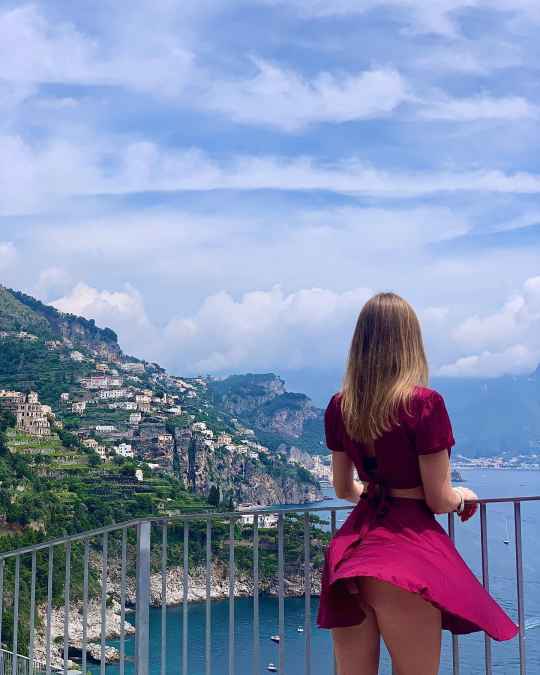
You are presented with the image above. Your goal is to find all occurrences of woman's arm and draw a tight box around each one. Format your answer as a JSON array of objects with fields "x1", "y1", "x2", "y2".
[
  {"x1": 419, "y1": 449, "x2": 478, "y2": 520},
  {"x1": 332, "y1": 451, "x2": 364, "y2": 503}
]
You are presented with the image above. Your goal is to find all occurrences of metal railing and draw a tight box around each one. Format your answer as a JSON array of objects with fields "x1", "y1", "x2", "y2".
[
  {"x1": 0, "y1": 648, "x2": 52, "y2": 674},
  {"x1": 0, "y1": 495, "x2": 538, "y2": 675}
]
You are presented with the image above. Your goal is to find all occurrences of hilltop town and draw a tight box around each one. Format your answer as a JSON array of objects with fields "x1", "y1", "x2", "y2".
[{"x1": 0, "y1": 287, "x2": 322, "y2": 531}]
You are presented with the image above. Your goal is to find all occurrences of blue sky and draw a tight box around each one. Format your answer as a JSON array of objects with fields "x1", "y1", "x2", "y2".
[{"x1": 1, "y1": 0, "x2": 539, "y2": 384}]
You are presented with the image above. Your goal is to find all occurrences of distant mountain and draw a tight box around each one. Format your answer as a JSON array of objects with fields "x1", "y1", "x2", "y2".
[
  {"x1": 0, "y1": 286, "x2": 322, "y2": 515},
  {"x1": 276, "y1": 366, "x2": 540, "y2": 458},
  {"x1": 433, "y1": 373, "x2": 540, "y2": 457},
  {"x1": 0, "y1": 286, "x2": 121, "y2": 360},
  {"x1": 208, "y1": 373, "x2": 325, "y2": 455}
]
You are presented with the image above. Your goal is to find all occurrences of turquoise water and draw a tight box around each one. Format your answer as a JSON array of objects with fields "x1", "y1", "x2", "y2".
[{"x1": 91, "y1": 469, "x2": 540, "y2": 674}]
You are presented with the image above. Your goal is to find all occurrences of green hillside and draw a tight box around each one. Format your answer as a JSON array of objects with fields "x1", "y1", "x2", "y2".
[{"x1": 0, "y1": 287, "x2": 52, "y2": 336}]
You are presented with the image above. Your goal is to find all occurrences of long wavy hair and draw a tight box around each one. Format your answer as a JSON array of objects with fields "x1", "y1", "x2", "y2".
[{"x1": 341, "y1": 292, "x2": 428, "y2": 442}]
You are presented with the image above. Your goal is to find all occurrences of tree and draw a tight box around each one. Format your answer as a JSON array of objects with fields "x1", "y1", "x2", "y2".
[
  {"x1": 88, "y1": 453, "x2": 101, "y2": 467},
  {"x1": 207, "y1": 485, "x2": 220, "y2": 506}
]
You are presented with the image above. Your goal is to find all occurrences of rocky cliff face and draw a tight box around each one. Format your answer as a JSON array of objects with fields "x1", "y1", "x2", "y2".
[
  {"x1": 2, "y1": 286, "x2": 122, "y2": 361},
  {"x1": 253, "y1": 393, "x2": 319, "y2": 439},
  {"x1": 210, "y1": 373, "x2": 287, "y2": 416},
  {"x1": 174, "y1": 427, "x2": 321, "y2": 505},
  {"x1": 209, "y1": 373, "x2": 324, "y2": 456}
]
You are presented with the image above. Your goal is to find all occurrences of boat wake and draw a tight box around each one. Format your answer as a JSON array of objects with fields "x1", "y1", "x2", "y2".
[{"x1": 525, "y1": 617, "x2": 540, "y2": 631}]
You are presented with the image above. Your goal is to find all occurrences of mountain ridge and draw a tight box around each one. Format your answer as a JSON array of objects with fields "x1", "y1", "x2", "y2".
[{"x1": 0, "y1": 286, "x2": 322, "y2": 522}]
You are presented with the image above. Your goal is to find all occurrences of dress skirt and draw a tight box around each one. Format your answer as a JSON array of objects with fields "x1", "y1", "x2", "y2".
[{"x1": 316, "y1": 496, "x2": 519, "y2": 640}]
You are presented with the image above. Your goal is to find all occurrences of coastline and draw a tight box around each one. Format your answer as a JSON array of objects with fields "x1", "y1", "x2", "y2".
[{"x1": 35, "y1": 561, "x2": 324, "y2": 666}]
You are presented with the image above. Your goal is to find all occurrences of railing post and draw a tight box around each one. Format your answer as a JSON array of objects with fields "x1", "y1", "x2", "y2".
[
  {"x1": 514, "y1": 502, "x2": 526, "y2": 675},
  {"x1": 480, "y1": 504, "x2": 492, "y2": 675},
  {"x1": 447, "y1": 513, "x2": 460, "y2": 675},
  {"x1": 136, "y1": 521, "x2": 151, "y2": 675}
]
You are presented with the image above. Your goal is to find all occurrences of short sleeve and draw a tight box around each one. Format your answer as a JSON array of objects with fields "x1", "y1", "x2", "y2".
[
  {"x1": 416, "y1": 390, "x2": 455, "y2": 455},
  {"x1": 324, "y1": 394, "x2": 345, "y2": 452}
]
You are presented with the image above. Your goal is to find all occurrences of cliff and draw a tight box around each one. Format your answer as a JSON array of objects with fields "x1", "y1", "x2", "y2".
[
  {"x1": 2, "y1": 287, "x2": 122, "y2": 362},
  {"x1": 173, "y1": 425, "x2": 321, "y2": 505},
  {"x1": 0, "y1": 287, "x2": 323, "y2": 517},
  {"x1": 208, "y1": 373, "x2": 325, "y2": 456}
]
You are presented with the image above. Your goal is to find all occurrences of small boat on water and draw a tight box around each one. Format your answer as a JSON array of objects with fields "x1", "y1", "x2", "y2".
[
  {"x1": 270, "y1": 635, "x2": 280, "y2": 643},
  {"x1": 451, "y1": 469, "x2": 464, "y2": 483},
  {"x1": 267, "y1": 663, "x2": 278, "y2": 672},
  {"x1": 504, "y1": 517, "x2": 510, "y2": 545},
  {"x1": 297, "y1": 626, "x2": 304, "y2": 632}
]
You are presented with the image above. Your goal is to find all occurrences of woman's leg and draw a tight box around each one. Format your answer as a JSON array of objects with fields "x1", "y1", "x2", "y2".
[
  {"x1": 331, "y1": 600, "x2": 380, "y2": 675},
  {"x1": 359, "y1": 577, "x2": 441, "y2": 675}
]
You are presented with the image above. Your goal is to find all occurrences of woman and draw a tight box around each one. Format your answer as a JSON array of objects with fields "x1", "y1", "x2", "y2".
[{"x1": 316, "y1": 293, "x2": 518, "y2": 675}]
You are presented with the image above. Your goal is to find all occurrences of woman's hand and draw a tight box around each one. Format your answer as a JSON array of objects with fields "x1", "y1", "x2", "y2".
[{"x1": 456, "y1": 487, "x2": 479, "y2": 522}]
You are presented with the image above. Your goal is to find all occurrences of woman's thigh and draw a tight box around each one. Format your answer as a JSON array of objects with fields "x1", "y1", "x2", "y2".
[
  {"x1": 331, "y1": 600, "x2": 380, "y2": 675},
  {"x1": 359, "y1": 577, "x2": 442, "y2": 675}
]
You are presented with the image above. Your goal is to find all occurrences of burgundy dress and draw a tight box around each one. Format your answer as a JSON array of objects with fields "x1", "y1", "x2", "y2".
[{"x1": 316, "y1": 386, "x2": 518, "y2": 641}]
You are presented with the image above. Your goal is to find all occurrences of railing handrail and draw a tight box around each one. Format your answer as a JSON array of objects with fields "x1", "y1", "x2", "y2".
[
  {"x1": 0, "y1": 646, "x2": 51, "y2": 670},
  {"x1": 0, "y1": 494, "x2": 539, "y2": 560}
]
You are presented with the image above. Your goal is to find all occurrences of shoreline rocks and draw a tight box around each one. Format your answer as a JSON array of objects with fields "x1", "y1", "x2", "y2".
[{"x1": 34, "y1": 563, "x2": 322, "y2": 667}]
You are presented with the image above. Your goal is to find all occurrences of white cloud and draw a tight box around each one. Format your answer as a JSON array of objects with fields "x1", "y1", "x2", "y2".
[
  {"x1": 422, "y1": 306, "x2": 450, "y2": 322},
  {"x1": 263, "y1": 0, "x2": 540, "y2": 35},
  {"x1": 438, "y1": 276, "x2": 540, "y2": 376},
  {"x1": 489, "y1": 211, "x2": 540, "y2": 233},
  {"x1": 46, "y1": 281, "x2": 374, "y2": 375},
  {"x1": 418, "y1": 95, "x2": 538, "y2": 121},
  {"x1": 35, "y1": 266, "x2": 72, "y2": 297},
  {"x1": 52, "y1": 282, "x2": 148, "y2": 325},
  {"x1": 3, "y1": 135, "x2": 540, "y2": 216},
  {"x1": 437, "y1": 344, "x2": 540, "y2": 377},
  {"x1": 204, "y1": 60, "x2": 408, "y2": 131},
  {"x1": 452, "y1": 277, "x2": 540, "y2": 351},
  {"x1": 0, "y1": 4, "x2": 194, "y2": 97},
  {"x1": 163, "y1": 285, "x2": 372, "y2": 373},
  {"x1": 51, "y1": 282, "x2": 160, "y2": 357},
  {"x1": 29, "y1": 269, "x2": 540, "y2": 380},
  {"x1": 0, "y1": 242, "x2": 17, "y2": 269},
  {"x1": 413, "y1": 41, "x2": 522, "y2": 74}
]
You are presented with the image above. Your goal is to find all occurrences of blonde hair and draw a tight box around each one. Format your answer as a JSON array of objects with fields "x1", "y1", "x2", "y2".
[{"x1": 341, "y1": 292, "x2": 428, "y2": 442}]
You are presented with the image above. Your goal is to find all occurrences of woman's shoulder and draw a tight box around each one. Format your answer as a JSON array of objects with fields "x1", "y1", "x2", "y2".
[
  {"x1": 325, "y1": 391, "x2": 343, "y2": 416},
  {"x1": 403, "y1": 386, "x2": 447, "y2": 421},
  {"x1": 411, "y1": 385, "x2": 445, "y2": 403}
]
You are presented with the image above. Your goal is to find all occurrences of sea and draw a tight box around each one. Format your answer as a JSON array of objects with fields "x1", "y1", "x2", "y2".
[{"x1": 91, "y1": 469, "x2": 540, "y2": 674}]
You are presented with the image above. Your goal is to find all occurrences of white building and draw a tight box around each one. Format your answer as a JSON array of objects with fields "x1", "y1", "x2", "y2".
[
  {"x1": 72, "y1": 401, "x2": 86, "y2": 414},
  {"x1": 81, "y1": 375, "x2": 123, "y2": 390},
  {"x1": 115, "y1": 443, "x2": 134, "y2": 458},
  {"x1": 129, "y1": 412, "x2": 142, "y2": 425},
  {"x1": 83, "y1": 438, "x2": 99, "y2": 449},
  {"x1": 135, "y1": 468, "x2": 144, "y2": 482},
  {"x1": 70, "y1": 351, "x2": 85, "y2": 362},
  {"x1": 99, "y1": 389, "x2": 128, "y2": 400},
  {"x1": 60, "y1": 392, "x2": 70, "y2": 402},
  {"x1": 121, "y1": 362, "x2": 145, "y2": 373},
  {"x1": 96, "y1": 425, "x2": 116, "y2": 433},
  {"x1": 237, "y1": 504, "x2": 278, "y2": 528},
  {"x1": 167, "y1": 406, "x2": 183, "y2": 415},
  {"x1": 16, "y1": 392, "x2": 51, "y2": 437},
  {"x1": 96, "y1": 445, "x2": 108, "y2": 461}
]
